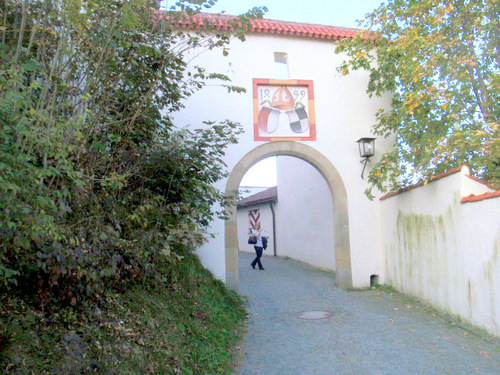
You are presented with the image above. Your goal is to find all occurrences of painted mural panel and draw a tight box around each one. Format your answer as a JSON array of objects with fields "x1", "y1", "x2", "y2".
[
  {"x1": 249, "y1": 209, "x2": 260, "y2": 229},
  {"x1": 253, "y1": 79, "x2": 316, "y2": 141}
]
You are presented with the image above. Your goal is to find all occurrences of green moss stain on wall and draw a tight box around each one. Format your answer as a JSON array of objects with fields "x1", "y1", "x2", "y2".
[
  {"x1": 395, "y1": 209, "x2": 451, "y2": 301},
  {"x1": 487, "y1": 232, "x2": 500, "y2": 329},
  {"x1": 468, "y1": 280, "x2": 473, "y2": 314},
  {"x1": 387, "y1": 206, "x2": 499, "y2": 336}
]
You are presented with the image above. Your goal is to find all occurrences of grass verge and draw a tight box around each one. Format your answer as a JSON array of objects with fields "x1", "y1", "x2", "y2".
[{"x1": 0, "y1": 254, "x2": 247, "y2": 374}]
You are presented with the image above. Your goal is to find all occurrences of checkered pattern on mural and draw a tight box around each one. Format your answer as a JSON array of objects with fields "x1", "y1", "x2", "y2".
[{"x1": 287, "y1": 106, "x2": 309, "y2": 133}]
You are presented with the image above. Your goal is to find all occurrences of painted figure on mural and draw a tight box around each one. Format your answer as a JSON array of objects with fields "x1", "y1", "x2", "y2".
[{"x1": 250, "y1": 224, "x2": 266, "y2": 270}]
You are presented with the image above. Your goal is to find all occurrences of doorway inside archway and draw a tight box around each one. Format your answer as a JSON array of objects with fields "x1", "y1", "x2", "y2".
[
  {"x1": 225, "y1": 142, "x2": 352, "y2": 291},
  {"x1": 236, "y1": 156, "x2": 335, "y2": 272}
]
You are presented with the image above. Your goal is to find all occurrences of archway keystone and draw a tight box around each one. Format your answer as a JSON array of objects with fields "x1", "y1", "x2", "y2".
[{"x1": 225, "y1": 141, "x2": 352, "y2": 290}]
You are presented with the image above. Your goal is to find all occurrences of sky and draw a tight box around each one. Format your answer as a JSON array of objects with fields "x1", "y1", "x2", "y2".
[
  {"x1": 163, "y1": 0, "x2": 386, "y2": 187},
  {"x1": 240, "y1": 157, "x2": 278, "y2": 187}
]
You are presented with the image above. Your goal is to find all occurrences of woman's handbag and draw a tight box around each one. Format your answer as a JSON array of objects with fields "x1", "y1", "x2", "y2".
[{"x1": 248, "y1": 236, "x2": 257, "y2": 245}]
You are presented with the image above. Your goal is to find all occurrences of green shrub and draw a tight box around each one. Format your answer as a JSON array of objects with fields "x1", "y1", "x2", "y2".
[{"x1": 0, "y1": 0, "x2": 244, "y2": 308}]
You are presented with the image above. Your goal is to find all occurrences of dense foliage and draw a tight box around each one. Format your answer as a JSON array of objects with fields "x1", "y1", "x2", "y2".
[
  {"x1": 337, "y1": 0, "x2": 500, "y2": 198},
  {"x1": 0, "y1": 0, "x2": 263, "y2": 309},
  {"x1": 1, "y1": 254, "x2": 248, "y2": 374}
]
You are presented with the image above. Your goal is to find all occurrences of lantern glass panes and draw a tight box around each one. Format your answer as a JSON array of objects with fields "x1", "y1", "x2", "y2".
[{"x1": 357, "y1": 137, "x2": 376, "y2": 158}]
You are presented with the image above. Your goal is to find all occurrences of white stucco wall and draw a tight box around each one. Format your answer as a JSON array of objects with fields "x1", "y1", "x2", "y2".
[
  {"x1": 237, "y1": 203, "x2": 275, "y2": 255},
  {"x1": 173, "y1": 31, "x2": 392, "y2": 286},
  {"x1": 274, "y1": 156, "x2": 336, "y2": 271},
  {"x1": 380, "y1": 166, "x2": 500, "y2": 337}
]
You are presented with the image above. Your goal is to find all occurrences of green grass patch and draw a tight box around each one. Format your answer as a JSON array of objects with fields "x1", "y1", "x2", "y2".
[{"x1": 0, "y1": 254, "x2": 248, "y2": 374}]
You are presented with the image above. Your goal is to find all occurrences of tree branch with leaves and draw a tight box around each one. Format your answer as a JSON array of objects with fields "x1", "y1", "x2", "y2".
[{"x1": 337, "y1": 0, "x2": 500, "y2": 198}]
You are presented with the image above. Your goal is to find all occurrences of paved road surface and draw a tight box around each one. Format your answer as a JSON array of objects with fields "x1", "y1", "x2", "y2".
[{"x1": 235, "y1": 252, "x2": 500, "y2": 375}]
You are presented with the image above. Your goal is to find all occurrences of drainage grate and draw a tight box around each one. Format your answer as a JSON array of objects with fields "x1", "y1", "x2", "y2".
[{"x1": 297, "y1": 310, "x2": 333, "y2": 320}]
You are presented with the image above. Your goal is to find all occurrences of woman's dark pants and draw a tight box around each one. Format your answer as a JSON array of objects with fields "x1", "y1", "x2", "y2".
[{"x1": 251, "y1": 246, "x2": 264, "y2": 270}]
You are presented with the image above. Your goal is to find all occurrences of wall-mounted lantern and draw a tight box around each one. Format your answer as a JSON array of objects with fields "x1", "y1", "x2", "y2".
[{"x1": 356, "y1": 137, "x2": 376, "y2": 179}]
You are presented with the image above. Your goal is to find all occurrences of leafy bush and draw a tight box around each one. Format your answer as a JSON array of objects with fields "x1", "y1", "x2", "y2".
[{"x1": 0, "y1": 0, "x2": 247, "y2": 310}]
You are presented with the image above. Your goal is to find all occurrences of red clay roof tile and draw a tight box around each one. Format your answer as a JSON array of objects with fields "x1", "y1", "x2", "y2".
[
  {"x1": 461, "y1": 191, "x2": 500, "y2": 203},
  {"x1": 157, "y1": 11, "x2": 363, "y2": 41}
]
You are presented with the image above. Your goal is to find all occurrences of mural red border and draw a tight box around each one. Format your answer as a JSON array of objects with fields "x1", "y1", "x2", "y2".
[{"x1": 253, "y1": 79, "x2": 316, "y2": 141}]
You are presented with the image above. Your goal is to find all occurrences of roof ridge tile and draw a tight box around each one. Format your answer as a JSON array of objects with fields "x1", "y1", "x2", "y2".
[
  {"x1": 461, "y1": 191, "x2": 500, "y2": 203},
  {"x1": 157, "y1": 11, "x2": 365, "y2": 41}
]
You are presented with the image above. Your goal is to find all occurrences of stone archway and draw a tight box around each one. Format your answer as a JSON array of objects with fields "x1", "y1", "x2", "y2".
[{"x1": 225, "y1": 141, "x2": 352, "y2": 290}]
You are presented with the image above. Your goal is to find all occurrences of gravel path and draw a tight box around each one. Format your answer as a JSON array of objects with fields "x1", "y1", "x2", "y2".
[{"x1": 235, "y1": 252, "x2": 500, "y2": 375}]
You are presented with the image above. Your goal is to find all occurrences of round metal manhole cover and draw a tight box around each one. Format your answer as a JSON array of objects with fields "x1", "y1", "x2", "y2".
[{"x1": 298, "y1": 310, "x2": 333, "y2": 320}]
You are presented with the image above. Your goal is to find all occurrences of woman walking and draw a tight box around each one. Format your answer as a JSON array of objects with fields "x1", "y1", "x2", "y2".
[{"x1": 250, "y1": 224, "x2": 265, "y2": 270}]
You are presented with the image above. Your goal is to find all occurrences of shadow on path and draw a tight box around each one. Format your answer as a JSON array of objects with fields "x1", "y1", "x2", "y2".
[{"x1": 235, "y1": 252, "x2": 500, "y2": 375}]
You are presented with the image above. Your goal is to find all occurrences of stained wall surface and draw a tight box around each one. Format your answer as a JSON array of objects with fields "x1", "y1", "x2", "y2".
[{"x1": 380, "y1": 166, "x2": 500, "y2": 337}]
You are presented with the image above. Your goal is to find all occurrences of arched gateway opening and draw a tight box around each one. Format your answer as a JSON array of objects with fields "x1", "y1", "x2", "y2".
[{"x1": 225, "y1": 141, "x2": 352, "y2": 290}]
